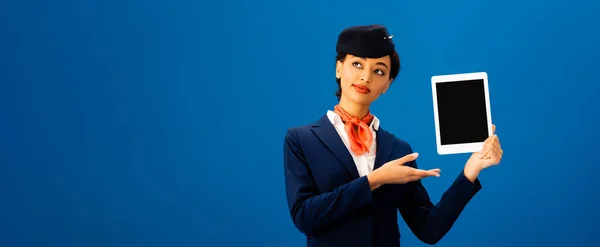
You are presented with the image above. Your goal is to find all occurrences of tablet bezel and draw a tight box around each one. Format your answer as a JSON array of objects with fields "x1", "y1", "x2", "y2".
[{"x1": 431, "y1": 72, "x2": 492, "y2": 155}]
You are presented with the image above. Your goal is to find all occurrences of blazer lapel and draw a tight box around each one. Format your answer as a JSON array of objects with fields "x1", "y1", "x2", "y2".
[
  {"x1": 373, "y1": 128, "x2": 394, "y2": 171},
  {"x1": 311, "y1": 115, "x2": 360, "y2": 179}
]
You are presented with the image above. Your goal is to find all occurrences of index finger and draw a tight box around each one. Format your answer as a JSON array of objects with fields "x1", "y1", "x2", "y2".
[{"x1": 410, "y1": 168, "x2": 440, "y2": 177}]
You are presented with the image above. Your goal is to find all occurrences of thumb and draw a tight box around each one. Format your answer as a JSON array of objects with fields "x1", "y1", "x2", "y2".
[
  {"x1": 394, "y1": 152, "x2": 419, "y2": 165},
  {"x1": 492, "y1": 124, "x2": 496, "y2": 134}
]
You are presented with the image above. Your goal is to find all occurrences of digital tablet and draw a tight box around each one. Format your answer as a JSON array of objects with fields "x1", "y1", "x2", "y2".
[{"x1": 431, "y1": 72, "x2": 493, "y2": 155}]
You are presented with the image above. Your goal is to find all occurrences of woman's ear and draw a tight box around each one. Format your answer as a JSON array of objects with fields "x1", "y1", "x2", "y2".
[
  {"x1": 336, "y1": 60, "x2": 342, "y2": 79},
  {"x1": 383, "y1": 79, "x2": 392, "y2": 94}
]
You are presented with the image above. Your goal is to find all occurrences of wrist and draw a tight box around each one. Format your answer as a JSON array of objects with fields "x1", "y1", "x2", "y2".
[
  {"x1": 464, "y1": 161, "x2": 482, "y2": 183},
  {"x1": 367, "y1": 170, "x2": 384, "y2": 190}
]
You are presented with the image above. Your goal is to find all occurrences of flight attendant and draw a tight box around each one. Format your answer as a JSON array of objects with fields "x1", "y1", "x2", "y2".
[{"x1": 283, "y1": 24, "x2": 503, "y2": 247}]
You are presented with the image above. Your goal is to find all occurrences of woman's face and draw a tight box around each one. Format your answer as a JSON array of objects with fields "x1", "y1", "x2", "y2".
[{"x1": 336, "y1": 54, "x2": 393, "y2": 106}]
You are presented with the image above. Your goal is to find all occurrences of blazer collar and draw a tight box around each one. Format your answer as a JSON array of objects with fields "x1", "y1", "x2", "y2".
[{"x1": 311, "y1": 115, "x2": 395, "y2": 179}]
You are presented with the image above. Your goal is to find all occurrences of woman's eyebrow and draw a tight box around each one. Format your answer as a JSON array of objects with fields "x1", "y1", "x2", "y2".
[
  {"x1": 355, "y1": 57, "x2": 389, "y2": 69},
  {"x1": 376, "y1": 62, "x2": 389, "y2": 69}
]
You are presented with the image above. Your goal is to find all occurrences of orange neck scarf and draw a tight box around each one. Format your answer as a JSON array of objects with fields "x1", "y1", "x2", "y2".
[{"x1": 334, "y1": 105, "x2": 374, "y2": 156}]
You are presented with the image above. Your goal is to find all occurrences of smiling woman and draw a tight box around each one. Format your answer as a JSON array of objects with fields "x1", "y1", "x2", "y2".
[
  {"x1": 283, "y1": 24, "x2": 503, "y2": 247},
  {"x1": 334, "y1": 52, "x2": 400, "y2": 114},
  {"x1": 335, "y1": 51, "x2": 400, "y2": 101}
]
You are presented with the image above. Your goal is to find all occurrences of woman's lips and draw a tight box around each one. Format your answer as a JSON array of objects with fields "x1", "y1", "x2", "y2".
[{"x1": 352, "y1": 84, "x2": 371, "y2": 94}]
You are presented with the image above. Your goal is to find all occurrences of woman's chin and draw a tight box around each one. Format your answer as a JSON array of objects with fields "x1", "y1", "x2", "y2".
[{"x1": 347, "y1": 93, "x2": 374, "y2": 106}]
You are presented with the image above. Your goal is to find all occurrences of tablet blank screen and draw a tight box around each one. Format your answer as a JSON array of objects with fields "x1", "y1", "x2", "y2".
[{"x1": 436, "y1": 79, "x2": 489, "y2": 145}]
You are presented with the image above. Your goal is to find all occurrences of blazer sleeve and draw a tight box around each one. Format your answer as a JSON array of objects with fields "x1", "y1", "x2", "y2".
[
  {"x1": 397, "y1": 146, "x2": 482, "y2": 245},
  {"x1": 283, "y1": 128, "x2": 373, "y2": 235}
]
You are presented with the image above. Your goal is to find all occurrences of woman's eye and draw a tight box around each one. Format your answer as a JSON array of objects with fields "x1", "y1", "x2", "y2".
[
  {"x1": 375, "y1": 69, "x2": 385, "y2": 75},
  {"x1": 352, "y1": 62, "x2": 363, "y2": 68}
]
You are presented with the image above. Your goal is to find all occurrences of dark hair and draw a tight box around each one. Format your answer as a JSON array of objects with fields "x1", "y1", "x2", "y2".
[{"x1": 335, "y1": 51, "x2": 400, "y2": 100}]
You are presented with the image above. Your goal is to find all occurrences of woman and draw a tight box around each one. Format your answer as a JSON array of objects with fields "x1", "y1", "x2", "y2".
[{"x1": 283, "y1": 24, "x2": 503, "y2": 247}]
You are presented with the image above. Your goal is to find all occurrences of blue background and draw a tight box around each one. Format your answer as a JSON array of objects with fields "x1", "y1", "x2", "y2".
[{"x1": 1, "y1": 0, "x2": 599, "y2": 246}]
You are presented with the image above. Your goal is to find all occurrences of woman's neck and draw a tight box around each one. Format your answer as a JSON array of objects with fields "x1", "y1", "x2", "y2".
[{"x1": 337, "y1": 98, "x2": 370, "y2": 119}]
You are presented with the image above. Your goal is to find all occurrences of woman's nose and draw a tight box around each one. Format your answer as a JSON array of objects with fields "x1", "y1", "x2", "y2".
[{"x1": 360, "y1": 72, "x2": 371, "y2": 83}]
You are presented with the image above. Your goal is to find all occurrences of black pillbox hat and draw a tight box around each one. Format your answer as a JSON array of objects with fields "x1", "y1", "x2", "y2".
[{"x1": 336, "y1": 24, "x2": 395, "y2": 58}]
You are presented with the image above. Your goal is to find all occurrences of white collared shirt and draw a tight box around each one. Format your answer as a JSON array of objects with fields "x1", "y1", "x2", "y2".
[{"x1": 326, "y1": 110, "x2": 379, "y2": 177}]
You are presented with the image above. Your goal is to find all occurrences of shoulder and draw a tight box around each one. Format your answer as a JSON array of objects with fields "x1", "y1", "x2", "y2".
[
  {"x1": 392, "y1": 134, "x2": 413, "y2": 151},
  {"x1": 378, "y1": 126, "x2": 413, "y2": 149},
  {"x1": 284, "y1": 115, "x2": 327, "y2": 143},
  {"x1": 285, "y1": 115, "x2": 327, "y2": 136},
  {"x1": 377, "y1": 126, "x2": 416, "y2": 166},
  {"x1": 378, "y1": 127, "x2": 423, "y2": 169}
]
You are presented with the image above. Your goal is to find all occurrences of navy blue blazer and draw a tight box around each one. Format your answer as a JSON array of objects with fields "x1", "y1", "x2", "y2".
[{"x1": 283, "y1": 115, "x2": 482, "y2": 247}]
